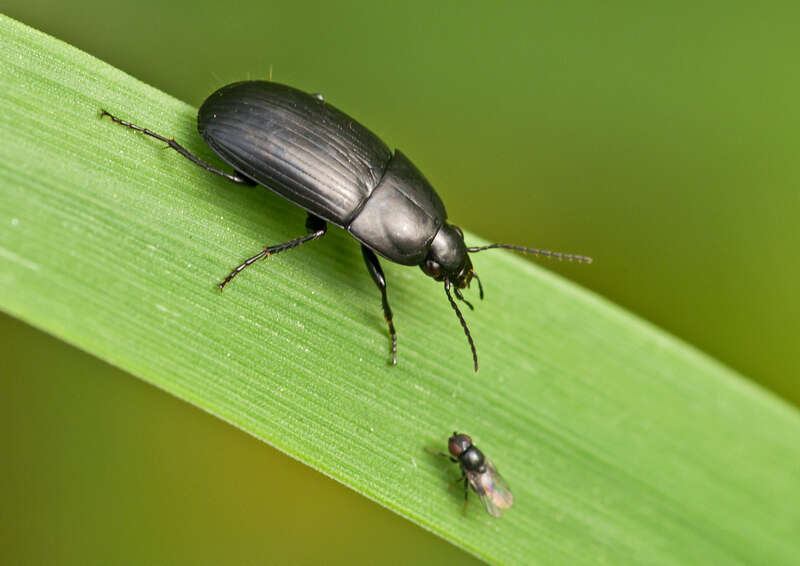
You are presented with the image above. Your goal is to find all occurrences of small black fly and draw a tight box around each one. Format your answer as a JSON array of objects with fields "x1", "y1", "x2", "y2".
[{"x1": 428, "y1": 432, "x2": 513, "y2": 517}]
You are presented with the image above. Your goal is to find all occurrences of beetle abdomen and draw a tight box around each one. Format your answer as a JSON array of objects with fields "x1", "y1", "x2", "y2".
[{"x1": 198, "y1": 81, "x2": 392, "y2": 226}]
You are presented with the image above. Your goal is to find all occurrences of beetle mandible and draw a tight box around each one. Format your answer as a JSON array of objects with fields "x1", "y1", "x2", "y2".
[{"x1": 101, "y1": 81, "x2": 591, "y2": 371}]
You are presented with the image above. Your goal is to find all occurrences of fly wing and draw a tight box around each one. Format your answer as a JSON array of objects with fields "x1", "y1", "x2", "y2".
[{"x1": 466, "y1": 459, "x2": 514, "y2": 517}]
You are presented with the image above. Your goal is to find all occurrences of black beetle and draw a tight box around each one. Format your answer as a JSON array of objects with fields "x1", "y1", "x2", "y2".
[{"x1": 101, "y1": 81, "x2": 591, "y2": 371}]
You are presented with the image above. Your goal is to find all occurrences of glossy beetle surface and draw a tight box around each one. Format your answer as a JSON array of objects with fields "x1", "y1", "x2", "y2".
[
  {"x1": 102, "y1": 81, "x2": 591, "y2": 371},
  {"x1": 199, "y1": 82, "x2": 449, "y2": 266}
]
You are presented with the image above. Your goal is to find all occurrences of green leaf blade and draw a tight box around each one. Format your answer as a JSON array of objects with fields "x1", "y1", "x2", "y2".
[{"x1": 1, "y1": 14, "x2": 799, "y2": 565}]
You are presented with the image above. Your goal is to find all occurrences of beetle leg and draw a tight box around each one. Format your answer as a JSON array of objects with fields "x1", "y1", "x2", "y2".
[
  {"x1": 100, "y1": 109, "x2": 254, "y2": 185},
  {"x1": 360, "y1": 246, "x2": 398, "y2": 366},
  {"x1": 218, "y1": 214, "x2": 327, "y2": 290}
]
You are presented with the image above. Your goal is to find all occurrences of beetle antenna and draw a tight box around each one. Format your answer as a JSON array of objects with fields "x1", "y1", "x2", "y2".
[
  {"x1": 445, "y1": 279, "x2": 478, "y2": 372},
  {"x1": 467, "y1": 243, "x2": 592, "y2": 264},
  {"x1": 454, "y1": 287, "x2": 474, "y2": 310}
]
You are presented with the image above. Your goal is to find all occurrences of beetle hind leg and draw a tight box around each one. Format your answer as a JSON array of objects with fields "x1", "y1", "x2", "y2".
[
  {"x1": 361, "y1": 246, "x2": 398, "y2": 366},
  {"x1": 100, "y1": 109, "x2": 253, "y2": 185},
  {"x1": 218, "y1": 214, "x2": 327, "y2": 290}
]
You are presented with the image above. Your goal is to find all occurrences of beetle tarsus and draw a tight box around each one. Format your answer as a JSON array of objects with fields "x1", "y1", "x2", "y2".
[
  {"x1": 218, "y1": 248, "x2": 269, "y2": 290},
  {"x1": 361, "y1": 246, "x2": 398, "y2": 366},
  {"x1": 99, "y1": 108, "x2": 254, "y2": 185},
  {"x1": 388, "y1": 321, "x2": 398, "y2": 365}
]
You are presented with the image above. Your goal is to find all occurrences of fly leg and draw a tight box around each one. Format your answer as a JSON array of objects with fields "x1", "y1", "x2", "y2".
[
  {"x1": 424, "y1": 447, "x2": 458, "y2": 463},
  {"x1": 461, "y1": 475, "x2": 470, "y2": 515}
]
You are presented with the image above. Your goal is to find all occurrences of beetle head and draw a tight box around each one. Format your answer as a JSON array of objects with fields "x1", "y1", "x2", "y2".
[
  {"x1": 420, "y1": 224, "x2": 473, "y2": 286},
  {"x1": 420, "y1": 224, "x2": 592, "y2": 373},
  {"x1": 420, "y1": 224, "x2": 483, "y2": 371}
]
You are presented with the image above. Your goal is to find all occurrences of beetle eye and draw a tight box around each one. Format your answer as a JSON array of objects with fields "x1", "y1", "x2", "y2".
[{"x1": 422, "y1": 260, "x2": 442, "y2": 279}]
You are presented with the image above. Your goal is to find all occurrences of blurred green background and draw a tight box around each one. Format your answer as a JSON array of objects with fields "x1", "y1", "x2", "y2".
[{"x1": 2, "y1": 1, "x2": 798, "y2": 564}]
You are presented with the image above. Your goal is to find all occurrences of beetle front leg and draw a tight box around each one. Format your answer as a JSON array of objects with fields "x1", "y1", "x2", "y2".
[
  {"x1": 219, "y1": 214, "x2": 327, "y2": 290},
  {"x1": 361, "y1": 246, "x2": 398, "y2": 365}
]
